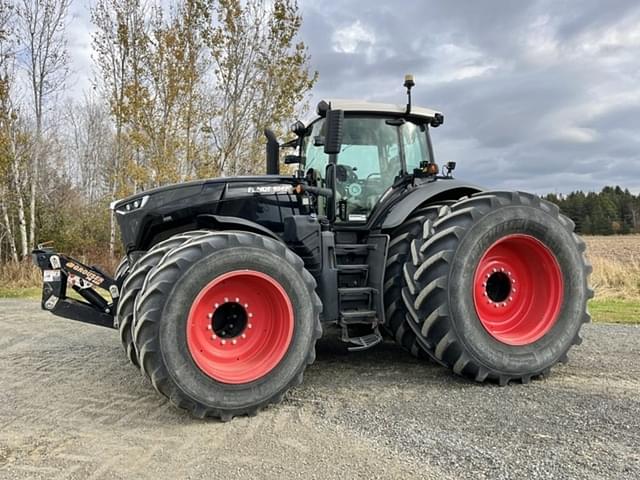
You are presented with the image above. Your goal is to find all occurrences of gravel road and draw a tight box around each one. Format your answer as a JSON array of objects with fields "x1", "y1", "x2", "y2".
[{"x1": 0, "y1": 299, "x2": 638, "y2": 479}]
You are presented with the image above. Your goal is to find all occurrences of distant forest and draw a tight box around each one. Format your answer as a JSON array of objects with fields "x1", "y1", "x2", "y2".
[{"x1": 544, "y1": 186, "x2": 640, "y2": 235}]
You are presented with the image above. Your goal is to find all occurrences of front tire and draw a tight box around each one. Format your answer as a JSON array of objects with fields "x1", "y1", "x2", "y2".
[
  {"x1": 116, "y1": 231, "x2": 209, "y2": 367},
  {"x1": 133, "y1": 232, "x2": 322, "y2": 420},
  {"x1": 402, "y1": 191, "x2": 592, "y2": 384}
]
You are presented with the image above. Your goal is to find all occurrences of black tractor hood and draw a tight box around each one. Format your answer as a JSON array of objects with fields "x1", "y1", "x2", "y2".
[{"x1": 111, "y1": 175, "x2": 295, "y2": 211}]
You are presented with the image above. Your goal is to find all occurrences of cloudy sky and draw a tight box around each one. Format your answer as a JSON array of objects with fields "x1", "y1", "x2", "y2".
[{"x1": 67, "y1": 0, "x2": 640, "y2": 193}]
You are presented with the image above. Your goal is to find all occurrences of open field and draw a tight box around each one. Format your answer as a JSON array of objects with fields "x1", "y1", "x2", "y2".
[
  {"x1": 583, "y1": 235, "x2": 640, "y2": 263},
  {"x1": 584, "y1": 235, "x2": 640, "y2": 303}
]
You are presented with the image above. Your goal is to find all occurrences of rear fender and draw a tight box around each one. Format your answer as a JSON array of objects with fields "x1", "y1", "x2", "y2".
[{"x1": 380, "y1": 181, "x2": 484, "y2": 230}]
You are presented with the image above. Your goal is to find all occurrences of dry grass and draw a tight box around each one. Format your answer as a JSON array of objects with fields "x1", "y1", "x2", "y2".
[
  {"x1": 584, "y1": 235, "x2": 640, "y2": 300},
  {"x1": 0, "y1": 251, "x2": 120, "y2": 293},
  {"x1": 0, "y1": 261, "x2": 43, "y2": 290}
]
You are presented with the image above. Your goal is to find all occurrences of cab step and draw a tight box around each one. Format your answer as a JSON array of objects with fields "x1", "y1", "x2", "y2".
[{"x1": 341, "y1": 326, "x2": 383, "y2": 352}]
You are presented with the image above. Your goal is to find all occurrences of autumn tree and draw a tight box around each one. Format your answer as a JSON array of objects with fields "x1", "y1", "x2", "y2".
[
  {"x1": 91, "y1": 0, "x2": 148, "y2": 254},
  {"x1": 0, "y1": 0, "x2": 26, "y2": 261},
  {"x1": 16, "y1": 0, "x2": 71, "y2": 252},
  {"x1": 205, "y1": 0, "x2": 317, "y2": 176}
]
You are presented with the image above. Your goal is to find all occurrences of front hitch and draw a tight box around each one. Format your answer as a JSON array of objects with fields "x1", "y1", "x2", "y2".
[{"x1": 31, "y1": 248, "x2": 119, "y2": 328}]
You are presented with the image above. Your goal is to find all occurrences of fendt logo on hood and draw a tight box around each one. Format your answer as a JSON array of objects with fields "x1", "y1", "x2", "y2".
[{"x1": 247, "y1": 185, "x2": 292, "y2": 194}]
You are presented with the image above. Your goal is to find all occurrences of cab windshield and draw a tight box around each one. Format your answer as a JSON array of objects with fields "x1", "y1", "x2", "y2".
[{"x1": 302, "y1": 116, "x2": 431, "y2": 222}]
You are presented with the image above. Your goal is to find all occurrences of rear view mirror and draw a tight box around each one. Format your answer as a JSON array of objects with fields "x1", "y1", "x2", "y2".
[{"x1": 324, "y1": 109, "x2": 344, "y2": 155}]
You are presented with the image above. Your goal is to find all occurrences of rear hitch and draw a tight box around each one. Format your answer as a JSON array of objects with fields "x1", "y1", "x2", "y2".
[{"x1": 31, "y1": 247, "x2": 119, "y2": 329}]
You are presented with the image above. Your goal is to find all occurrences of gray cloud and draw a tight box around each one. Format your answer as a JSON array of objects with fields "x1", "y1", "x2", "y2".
[{"x1": 299, "y1": 0, "x2": 640, "y2": 193}]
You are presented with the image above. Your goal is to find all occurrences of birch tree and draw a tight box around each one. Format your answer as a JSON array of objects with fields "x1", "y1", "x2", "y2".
[
  {"x1": 16, "y1": 0, "x2": 71, "y2": 252},
  {"x1": 0, "y1": 0, "x2": 20, "y2": 261},
  {"x1": 91, "y1": 0, "x2": 148, "y2": 254}
]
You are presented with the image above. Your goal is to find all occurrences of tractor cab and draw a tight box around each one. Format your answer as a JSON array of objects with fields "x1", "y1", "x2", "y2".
[{"x1": 301, "y1": 101, "x2": 441, "y2": 223}]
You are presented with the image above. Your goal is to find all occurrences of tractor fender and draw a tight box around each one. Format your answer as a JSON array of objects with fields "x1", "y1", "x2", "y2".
[
  {"x1": 380, "y1": 180, "x2": 484, "y2": 230},
  {"x1": 196, "y1": 214, "x2": 282, "y2": 242}
]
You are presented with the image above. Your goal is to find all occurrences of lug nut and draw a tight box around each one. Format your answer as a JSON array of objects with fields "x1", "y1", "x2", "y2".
[
  {"x1": 232, "y1": 339, "x2": 237, "y2": 345},
  {"x1": 241, "y1": 333, "x2": 246, "y2": 339},
  {"x1": 211, "y1": 334, "x2": 217, "y2": 340},
  {"x1": 224, "y1": 297, "x2": 229, "y2": 302},
  {"x1": 247, "y1": 323, "x2": 252, "y2": 329},
  {"x1": 235, "y1": 297, "x2": 240, "y2": 302},
  {"x1": 207, "y1": 325, "x2": 212, "y2": 330},
  {"x1": 248, "y1": 313, "x2": 253, "y2": 318},
  {"x1": 221, "y1": 339, "x2": 226, "y2": 345},
  {"x1": 214, "y1": 303, "x2": 219, "y2": 308},
  {"x1": 244, "y1": 303, "x2": 248, "y2": 308},
  {"x1": 207, "y1": 313, "x2": 213, "y2": 319}
]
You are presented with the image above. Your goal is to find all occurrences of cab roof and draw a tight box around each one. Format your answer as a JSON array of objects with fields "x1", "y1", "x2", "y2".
[{"x1": 307, "y1": 99, "x2": 442, "y2": 124}]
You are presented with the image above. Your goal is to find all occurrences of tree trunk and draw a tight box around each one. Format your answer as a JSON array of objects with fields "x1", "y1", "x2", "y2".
[
  {"x1": 28, "y1": 140, "x2": 38, "y2": 251},
  {"x1": 9, "y1": 157, "x2": 29, "y2": 259},
  {"x1": 109, "y1": 210, "x2": 116, "y2": 257},
  {"x1": 0, "y1": 190, "x2": 19, "y2": 263}
]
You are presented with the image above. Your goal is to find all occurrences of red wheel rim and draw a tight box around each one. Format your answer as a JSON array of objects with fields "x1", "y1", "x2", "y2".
[
  {"x1": 186, "y1": 270, "x2": 294, "y2": 384},
  {"x1": 472, "y1": 234, "x2": 563, "y2": 345}
]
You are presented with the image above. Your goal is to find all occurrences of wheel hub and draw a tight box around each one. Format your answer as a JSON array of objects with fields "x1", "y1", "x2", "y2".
[
  {"x1": 473, "y1": 234, "x2": 563, "y2": 345},
  {"x1": 186, "y1": 270, "x2": 294, "y2": 384},
  {"x1": 211, "y1": 301, "x2": 248, "y2": 339}
]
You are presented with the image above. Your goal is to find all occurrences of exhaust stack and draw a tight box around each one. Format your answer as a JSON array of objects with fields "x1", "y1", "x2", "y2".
[{"x1": 265, "y1": 129, "x2": 279, "y2": 175}]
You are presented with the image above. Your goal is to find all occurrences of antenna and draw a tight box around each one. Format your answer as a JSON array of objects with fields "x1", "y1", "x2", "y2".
[{"x1": 404, "y1": 74, "x2": 415, "y2": 115}]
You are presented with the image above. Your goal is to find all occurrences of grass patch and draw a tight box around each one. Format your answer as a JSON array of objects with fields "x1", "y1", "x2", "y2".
[
  {"x1": 0, "y1": 286, "x2": 41, "y2": 299},
  {"x1": 589, "y1": 299, "x2": 640, "y2": 324}
]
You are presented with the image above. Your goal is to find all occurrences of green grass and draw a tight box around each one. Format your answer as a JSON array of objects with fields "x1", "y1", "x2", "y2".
[
  {"x1": 0, "y1": 287, "x2": 41, "y2": 299},
  {"x1": 0, "y1": 288, "x2": 637, "y2": 324},
  {"x1": 589, "y1": 299, "x2": 640, "y2": 324}
]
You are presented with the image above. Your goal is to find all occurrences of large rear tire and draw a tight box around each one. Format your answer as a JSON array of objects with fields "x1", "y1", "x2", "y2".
[
  {"x1": 116, "y1": 231, "x2": 209, "y2": 367},
  {"x1": 402, "y1": 191, "x2": 592, "y2": 384},
  {"x1": 133, "y1": 232, "x2": 322, "y2": 420},
  {"x1": 383, "y1": 203, "x2": 450, "y2": 361}
]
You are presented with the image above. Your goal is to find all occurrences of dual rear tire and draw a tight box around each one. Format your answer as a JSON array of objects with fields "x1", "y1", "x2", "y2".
[{"x1": 386, "y1": 191, "x2": 592, "y2": 384}]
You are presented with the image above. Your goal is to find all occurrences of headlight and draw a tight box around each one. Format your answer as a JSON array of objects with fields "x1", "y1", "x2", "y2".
[{"x1": 114, "y1": 195, "x2": 149, "y2": 214}]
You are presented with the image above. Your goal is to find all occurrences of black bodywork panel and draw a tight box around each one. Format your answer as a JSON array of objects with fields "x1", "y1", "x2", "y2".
[
  {"x1": 110, "y1": 174, "x2": 482, "y2": 324},
  {"x1": 112, "y1": 176, "x2": 305, "y2": 253}
]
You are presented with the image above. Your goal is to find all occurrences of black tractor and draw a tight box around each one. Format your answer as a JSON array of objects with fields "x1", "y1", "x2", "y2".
[{"x1": 33, "y1": 76, "x2": 592, "y2": 420}]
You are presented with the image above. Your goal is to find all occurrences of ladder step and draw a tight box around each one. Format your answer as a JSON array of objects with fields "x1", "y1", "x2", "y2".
[
  {"x1": 337, "y1": 264, "x2": 368, "y2": 272},
  {"x1": 340, "y1": 309, "x2": 376, "y2": 321},
  {"x1": 342, "y1": 329, "x2": 383, "y2": 352},
  {"x1": 338, "y1": 287, "x2": 375, "y2": 296},
  {"x1": 335, "y1": 244, "x2": 370, "y2": 256}
]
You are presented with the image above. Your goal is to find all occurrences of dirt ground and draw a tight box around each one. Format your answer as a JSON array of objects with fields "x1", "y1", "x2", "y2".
[{"x1": 0, "y1": 299, "x2": 638, "y2": 479}]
